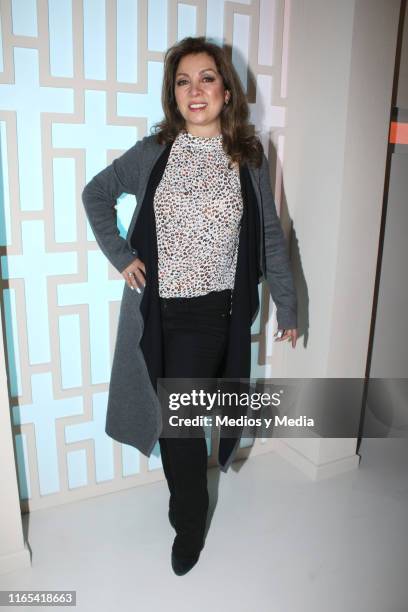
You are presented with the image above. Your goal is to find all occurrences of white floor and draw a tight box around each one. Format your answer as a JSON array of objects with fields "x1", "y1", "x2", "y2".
[{"x1": 1, "y1": 438, "x2": 407, "y2": 612}]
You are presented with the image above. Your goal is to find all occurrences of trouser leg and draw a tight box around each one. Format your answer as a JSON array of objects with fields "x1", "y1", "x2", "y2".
[
  {"x1": 159, "y1": 290, "x2": 231, "y2": 557},
  {"x1": 158, "y1": 437, "x2": 175, "y2": 512},
  {"x1": 163, "y1": 437, "x2": 209, "y2": 557}
]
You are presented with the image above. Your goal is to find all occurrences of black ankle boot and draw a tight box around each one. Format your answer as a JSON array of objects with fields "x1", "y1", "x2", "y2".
[{"x1": 171, "y1": 550, "x2": 200, "y2": 576}]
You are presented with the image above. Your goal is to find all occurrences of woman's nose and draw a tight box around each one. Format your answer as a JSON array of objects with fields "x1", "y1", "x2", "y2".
[{"x1": 189, "y1": 82, "x2": 202, "y2": 95}]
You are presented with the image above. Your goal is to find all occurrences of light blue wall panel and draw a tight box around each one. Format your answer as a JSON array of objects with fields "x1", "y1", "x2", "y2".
[
  {"x1": 52, "y1": 89, "x2": 138, "y2": 181},
  {"x1": 2, "y1": 220, "x2": 77, "y2": 365},
  {"x1": 67, "y1": 448, "x2": 88, "y2": 489},
  {"x1": 0, "y1": 11, "x2": 3, "y2": 71},
  {"x1": 206, "y1": 0, "x2": 224, "y2": 42},
  {"x1": 48, "y1": 0, "x2": 74, "y2": 78},
  {"x1": 117, "y1": 0, "x2": 138, "y2": 83},
  {"x1": 206, "y1": 0, "x2": 252, "y2": 41},
  {"x1": 12, "y1": 372, "x2": 83, "y2": 496},
  {"x1": 0, "y1": 48, "x2": 73, "y2": 212},
  {"x1": 57, "y1": 250, "x2": 123, "y2": 384},
  {"x1": 65, "y1": 391, "x2": 114, "y2": 483},
  {"x1": 148, "y1": 440, "x2": 163, "y2": 471},
  {"x1": 59, "y1": 314, "x2": 82, "y2": 389},
  {"x1": 14, "y1": 433, "x2": 31, "y2": 500},
  {"x1": 83, "y1": 0, "x2": 106, "y2": 80},
  {"x1": 122, "y1": 444, "x2": 140, "y2": 477},
  {"x1": 232, "y1": 13, "x2": 250, "y2": 93},
  {"x1": 53, "y1": 158, "x2": 77, "y2": 243},
  {"x1": 177, "y1": 3, "x2": 197, "y2": 40},
  {"x1": 2, "y1": 288, "x2": 22, "y2": 397},
  {"x1": 240, "y1": 437, "x2": 255, "y2": 449},
  {"x1": 205, "y1": 429, "x2": 212, "y2": 456},
  {"x1": 116, "y1": 193, "x2": 136, "y2": 239},
  {"x1": 0, "y1": 121, "x2": 12, "y2": 246},
  {"x1": 52, "y1": 89, "x2": 138, "y2": 241},
  {"x1": 117, "y1": 61, "x2": 163, "y2": 134},
  {"x1": 11, "y1": 0, "x2": 38, "y2": 37},
  {"x1": 148, "y1": 0, "x2": 167, "y2": 52}
]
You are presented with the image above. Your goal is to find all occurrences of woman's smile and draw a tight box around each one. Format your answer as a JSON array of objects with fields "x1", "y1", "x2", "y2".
[{"x1": 188, "y1": 103, "x2": 207, "y2": 112}]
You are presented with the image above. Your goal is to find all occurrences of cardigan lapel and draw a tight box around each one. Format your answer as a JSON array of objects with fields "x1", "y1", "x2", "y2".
[
  {"x1": 217, "y1": 162, "x2": 260, "y2": 470},
  {"x1": 130, "y1": 143, "x2": 172, "y2": 391}
]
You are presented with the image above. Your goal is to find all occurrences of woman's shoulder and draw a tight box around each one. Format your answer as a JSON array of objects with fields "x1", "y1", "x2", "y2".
[
  {"x1": 136, "y1": 133, "x2": 166, "y2": 154},
  {"x1": 123, "y1": 133, "x2": 167, "y2": 169}
]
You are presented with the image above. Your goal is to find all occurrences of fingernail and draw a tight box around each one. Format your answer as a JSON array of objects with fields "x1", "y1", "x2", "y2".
[
  {"x1": 136, "y1": 287, "x2": 141, "y2": 294},
  {"x1": 130, "y1": 286, "x2": 134, "y2": 291}
]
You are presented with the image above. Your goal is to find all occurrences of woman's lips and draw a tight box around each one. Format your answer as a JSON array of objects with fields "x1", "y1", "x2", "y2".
[{"x1": 188, "y1": 104, "x2": 207, "y2": 112}]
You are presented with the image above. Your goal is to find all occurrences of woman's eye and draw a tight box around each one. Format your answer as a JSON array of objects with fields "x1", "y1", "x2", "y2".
[{"x1": 176, "y1": 76, "x2": 215, "y2": 86}]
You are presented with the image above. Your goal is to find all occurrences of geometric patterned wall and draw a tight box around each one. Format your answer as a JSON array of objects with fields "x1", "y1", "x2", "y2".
[{"x1": 0, "y1": 0, "x2": 290, "y2": 511}]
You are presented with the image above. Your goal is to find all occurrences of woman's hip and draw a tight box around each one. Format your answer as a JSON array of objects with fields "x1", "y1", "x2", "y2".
[{"x1": 159, "y1": 288, "x2": 232, "y2": 322}]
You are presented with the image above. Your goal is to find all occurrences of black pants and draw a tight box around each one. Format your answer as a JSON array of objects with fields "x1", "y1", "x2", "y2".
[{"x1": 159, "y1": 289, "x2": 232, "y2": 558}]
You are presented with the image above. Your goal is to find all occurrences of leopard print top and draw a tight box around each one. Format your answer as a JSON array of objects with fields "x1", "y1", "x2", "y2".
[{"x1": 153, "y1": 129, "x2": 243, "y2": 297}]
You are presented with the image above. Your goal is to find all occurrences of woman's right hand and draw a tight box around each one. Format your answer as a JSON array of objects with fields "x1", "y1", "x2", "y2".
[{"x1": 122, "y1": 258, "x2": 146, "y2": 293}]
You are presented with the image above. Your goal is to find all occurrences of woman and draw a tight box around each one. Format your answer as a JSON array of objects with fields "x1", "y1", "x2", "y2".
[{"x1": 82, "y1": 36, "x2": 298, "y2": 576}]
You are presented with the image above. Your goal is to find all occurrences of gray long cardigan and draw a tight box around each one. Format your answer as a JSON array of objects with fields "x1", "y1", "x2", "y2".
[{"x1": 81, "y1": 133, "x2": 297, "y2": 470}]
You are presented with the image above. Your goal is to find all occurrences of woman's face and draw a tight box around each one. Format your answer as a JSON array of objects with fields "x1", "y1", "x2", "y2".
[{"x1": 174, "y1": 52, "x2": 230, "y2": 137}]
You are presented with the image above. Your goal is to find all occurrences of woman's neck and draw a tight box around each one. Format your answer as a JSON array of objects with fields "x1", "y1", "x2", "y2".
[{"x1": 182, "y1": 125, "x2": 222, "y2": 138}]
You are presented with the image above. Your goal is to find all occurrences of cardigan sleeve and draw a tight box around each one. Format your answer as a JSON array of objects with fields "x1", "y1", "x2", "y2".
[
  {"x1": 259, "y1": 153, "x2": 298, "y2": 329},
  {"x1": 81, "y1": 138, "x2": 145, "y2": 274}
]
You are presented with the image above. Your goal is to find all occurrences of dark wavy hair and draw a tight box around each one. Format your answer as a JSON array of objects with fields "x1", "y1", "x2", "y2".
[{"x1": 150, "y1": 36, "x2": 264, "y2": 169}]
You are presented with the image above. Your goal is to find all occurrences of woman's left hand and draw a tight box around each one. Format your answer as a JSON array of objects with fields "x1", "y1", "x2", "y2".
[{"x1": 274, "y1": 328, "x2": 298, "y2": 348}]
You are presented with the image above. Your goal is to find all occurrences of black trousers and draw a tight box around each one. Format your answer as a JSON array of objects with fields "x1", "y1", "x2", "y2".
[{"x1": 158, "y1": 288, "x2": 232, "y2": 558}]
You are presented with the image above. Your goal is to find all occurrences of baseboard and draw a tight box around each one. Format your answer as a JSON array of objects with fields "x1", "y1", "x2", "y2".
[
  {"x1": 272, "y1": 438, "x2": 361, "y2": 480},
  {"x1": 0, "y1": 544, "x2": 31, "y2": 576}
]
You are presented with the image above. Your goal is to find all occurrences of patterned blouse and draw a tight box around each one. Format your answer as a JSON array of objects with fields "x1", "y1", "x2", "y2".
[{"x1": 153, "y1": 129, "x2": 243, "y2": 298}]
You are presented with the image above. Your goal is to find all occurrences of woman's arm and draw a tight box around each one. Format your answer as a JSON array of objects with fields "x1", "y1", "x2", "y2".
[
  {"x1": 259, "y1": 153, "x2": 298, "y2": 331},
  {"x1": 81, "y1": 139, "x2": 144, "y2": 274}
]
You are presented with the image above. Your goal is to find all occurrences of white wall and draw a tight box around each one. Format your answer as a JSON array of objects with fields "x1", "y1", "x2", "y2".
[
  {"x1": 270, "y1": 0, "x2": 400, "y2": 476},
  {"x1": 277, "y1": 0, "x2": 400, "y2": 378}
]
